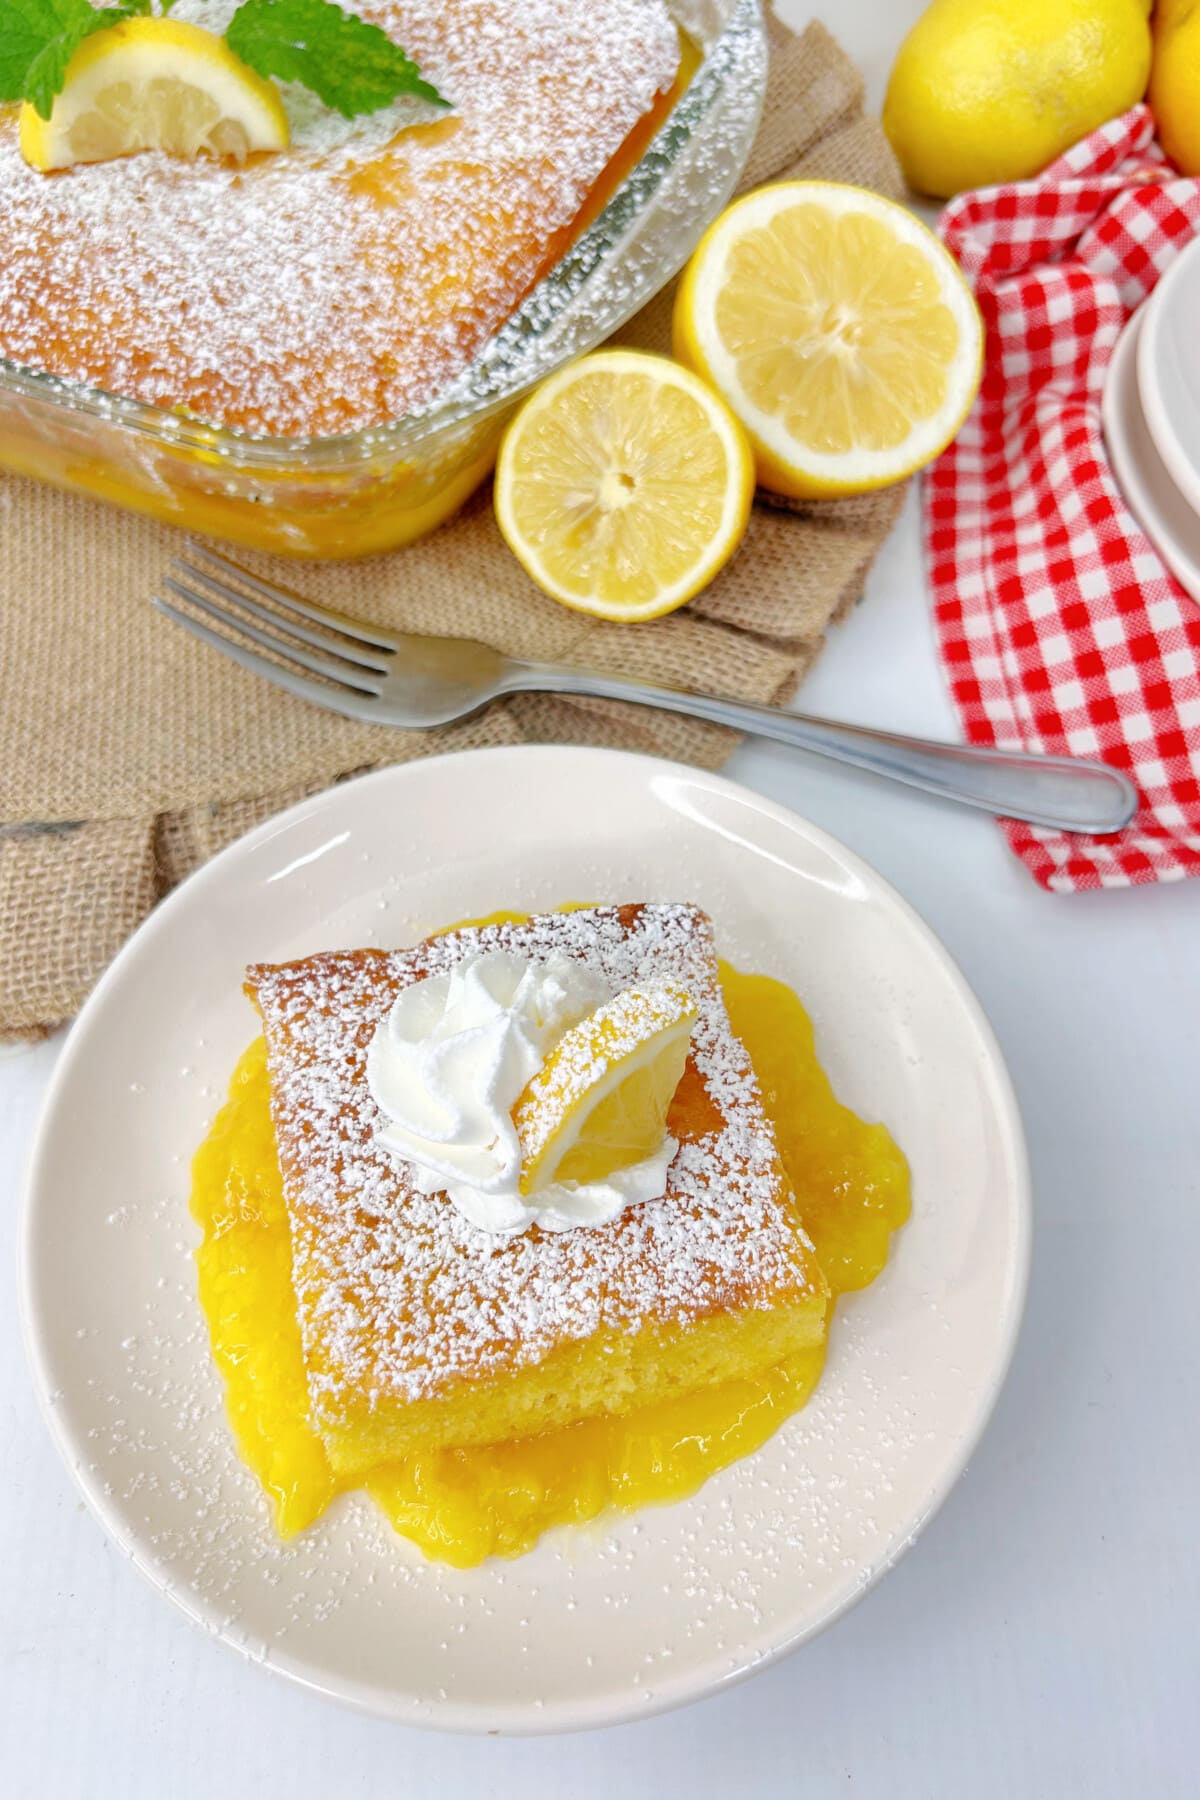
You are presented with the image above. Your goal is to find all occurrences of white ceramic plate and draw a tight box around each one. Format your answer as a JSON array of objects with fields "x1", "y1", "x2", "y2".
[
  {"x1": 1103, "y1": 303, "x2": 1200, "y2": 608},
  {"x1": 1138, "y1": 233, "x2": 1200, "y2": 525},
  {"x1": 21, "y1": 748, "x2": 1030, "y2": 1733}
]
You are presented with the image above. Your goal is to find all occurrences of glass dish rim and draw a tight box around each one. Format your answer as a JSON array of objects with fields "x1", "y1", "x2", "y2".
[{"x1": 0, "y1": 0, "x2": 765, "y2": 473}]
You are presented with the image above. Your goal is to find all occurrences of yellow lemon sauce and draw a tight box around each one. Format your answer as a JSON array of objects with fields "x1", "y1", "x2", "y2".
[{"x1": 190, "y1": 948, "x2": 910, "y2": 1566}]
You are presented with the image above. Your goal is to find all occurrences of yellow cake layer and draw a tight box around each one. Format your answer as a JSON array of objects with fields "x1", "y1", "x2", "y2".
[
  {"x1": 191, "y1": 956, "x2": 911, "y2": 1564},
  {"x1": 319, "y1": 1288, "x2": 825, "y2": 1477}
]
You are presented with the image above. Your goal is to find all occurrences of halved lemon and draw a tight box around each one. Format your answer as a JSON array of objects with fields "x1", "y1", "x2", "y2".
[
  {"x1": 19, "y1": 19, "x2": 291, "y2": 173},
  {"x1": 493, "y1": 349, "x2": 754, "y2": 621},
  {"x1": 673, "y1": 181, "x2": 983, "y2": 498},
  {"x1": 513, "y1": 983, "x2": 698, "y2": 1195}
]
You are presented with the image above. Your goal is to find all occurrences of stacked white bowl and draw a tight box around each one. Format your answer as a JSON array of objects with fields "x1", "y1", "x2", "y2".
[{"x1": 1103, "y1": 234, "x2": 1200, "y2": 607}]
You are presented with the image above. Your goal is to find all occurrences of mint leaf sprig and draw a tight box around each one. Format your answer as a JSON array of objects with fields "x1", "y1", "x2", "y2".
[
  {"x1": 0, "y1": 0, "x2": 447, "y2": 124},
  {"x1": 229, "y1": 0, "x2": 446, "y2": 119}
]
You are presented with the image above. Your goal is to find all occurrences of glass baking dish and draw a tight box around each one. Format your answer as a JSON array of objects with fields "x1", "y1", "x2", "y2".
[{"x1": 0, "y1": 0, "x2": 766, "y2": 559}]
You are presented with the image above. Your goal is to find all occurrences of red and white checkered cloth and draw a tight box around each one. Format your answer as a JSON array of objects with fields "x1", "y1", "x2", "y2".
[{"x1": 927, "y1": 105, "x2": 1200, "y2": 890}]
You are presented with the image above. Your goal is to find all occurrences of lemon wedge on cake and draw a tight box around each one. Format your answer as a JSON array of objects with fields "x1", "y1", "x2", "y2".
[
  {"x1": 514, "y1": 983, "x2": 698, "y2": 1195},
  {"x1": 494, "y1": 349, "x2": 753, "y2": 620},
  {"x1": 673, "y1": 181, "x2": 983, "y2": 499},
  {"x1": 19, "y1": 18, "x2": 290, "y2": 173}
]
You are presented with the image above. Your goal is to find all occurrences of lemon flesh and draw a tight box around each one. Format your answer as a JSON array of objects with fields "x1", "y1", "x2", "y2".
[
  {"x1": 514, "y1": 983, "x2": 698, "y2": 1195},
  {"x1": 493, "y1": 349, "x2": 753, "y2": 620},
  {"x1": 19, "y1": 19, "x2": 290, "y2": 173},
  {"x1": 674, "y1": 181, "x2": 983, "y2": 499}
]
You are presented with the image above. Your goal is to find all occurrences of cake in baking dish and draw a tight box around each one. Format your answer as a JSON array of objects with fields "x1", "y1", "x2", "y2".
[
  {"x1": 0, "y1": 0, "x2": 683, "y2": 438},
  {"x1": 244, "y1": 903, "x2": 830, "y2": 1479}
]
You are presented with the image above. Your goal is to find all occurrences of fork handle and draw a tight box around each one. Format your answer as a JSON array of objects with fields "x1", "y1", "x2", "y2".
[{"x1": 507, "y1": 667, "x2": 1137, "y2": 835}]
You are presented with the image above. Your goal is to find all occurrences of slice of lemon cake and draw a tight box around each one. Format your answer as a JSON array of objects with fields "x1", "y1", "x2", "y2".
[{"x1": 245, "y1": 903, "x2": 828, "y2": 1478}]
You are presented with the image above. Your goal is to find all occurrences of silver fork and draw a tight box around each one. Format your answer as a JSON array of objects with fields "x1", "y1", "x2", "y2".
[{"x1": 155, "y1": 543, "x2": 1138, "y2": 835}]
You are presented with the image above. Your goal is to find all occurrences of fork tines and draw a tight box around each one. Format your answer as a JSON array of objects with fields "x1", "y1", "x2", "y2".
[{"x1": 154, "y1": 542, "x2": 395, "y2": 716}]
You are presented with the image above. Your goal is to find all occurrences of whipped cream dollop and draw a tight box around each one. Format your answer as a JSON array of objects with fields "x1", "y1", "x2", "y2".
[{"x1": 366, "y1": 951, "x2": 678, "y2": 1235}]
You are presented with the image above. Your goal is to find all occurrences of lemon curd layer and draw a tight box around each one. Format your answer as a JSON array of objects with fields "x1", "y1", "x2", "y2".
[{"x1": 191, "y1": 953, "x2": 910, "y2": 1566}]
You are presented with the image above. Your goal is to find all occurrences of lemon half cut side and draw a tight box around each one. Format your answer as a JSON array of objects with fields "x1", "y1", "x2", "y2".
[
  {"x1": 674, "y1": 181, "x2": 984, "y2": 499},
  {"x1": 494, "y1": 349, "x2": 754, "y2": 621}
]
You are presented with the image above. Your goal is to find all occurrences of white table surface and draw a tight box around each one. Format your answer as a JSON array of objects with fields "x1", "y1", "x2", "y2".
[{"x1": 4, "y1": 5, "x2": 1197, "y2": 1794}]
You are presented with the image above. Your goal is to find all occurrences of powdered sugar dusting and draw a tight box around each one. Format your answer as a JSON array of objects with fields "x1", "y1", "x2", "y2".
[
  {"x1": 0, "y1": 0, "x2": 680, "y2": 435},
  {"x1": 246, "y1": 904, "x2": 822, "y2": 1417}
]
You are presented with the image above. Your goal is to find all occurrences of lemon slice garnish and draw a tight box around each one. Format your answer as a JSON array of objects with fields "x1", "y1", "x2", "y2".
[
  {"x1": 673, "y1": 181, "x2": 983, "y2": 499},
  {"x1": 513, "y1": 983, "x2": 698, "y2": 1196},
  {"x1": 19, "y1": 19, "x2": 291, "y2": 173},
  {"x1": 493, "y1": 349, "x2": 754, "y2": 621}
]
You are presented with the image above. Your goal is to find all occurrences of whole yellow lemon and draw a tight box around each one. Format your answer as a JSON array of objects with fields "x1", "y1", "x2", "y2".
[
  {"x1": 883, "y1": 0, "x2": 1152, "y2": 200},
  {"x1": 1151, "y1": 0, "x2": 1200, "y2": 174}
]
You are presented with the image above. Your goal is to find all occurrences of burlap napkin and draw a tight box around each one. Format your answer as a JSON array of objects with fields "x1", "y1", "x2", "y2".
[{"x1": 0, "y1": 15, "x2": 905, "y2": 1038}]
